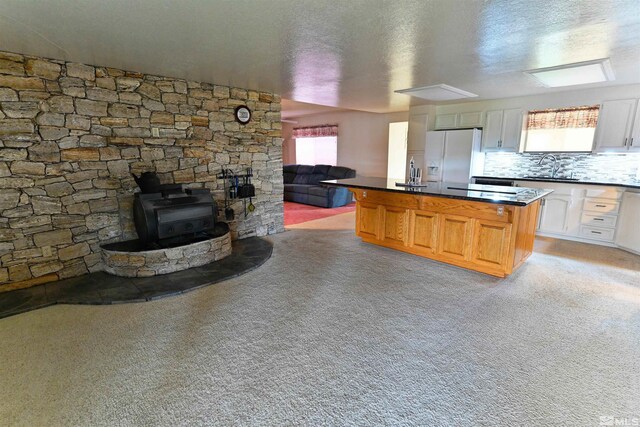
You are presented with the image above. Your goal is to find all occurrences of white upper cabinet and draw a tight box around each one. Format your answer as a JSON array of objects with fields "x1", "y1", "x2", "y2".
[
  {"x1": 407, "y1": 114, "x2": 429, "y2": 151},
  {"x1": 434, "y1": 114, "x2": 457, "y2": 130},
  {"x1": 434, "y1": 112, "x2": 484, "y2": 129},
  {"x1": 593, "y1": 99, "x2": 638, "y2": 152},
  {"x1": 482, "y1": 109, "x2": 523, "y2": 152},
  {"x1": 501, "y1": 109, "x2": 524, "y2": 151},
  {"x1": 482, "y1": 110, "x2": 503, "y2": 150},
  {"x1": 458, "y1": 111, "x2": 484, "y2": 128}
]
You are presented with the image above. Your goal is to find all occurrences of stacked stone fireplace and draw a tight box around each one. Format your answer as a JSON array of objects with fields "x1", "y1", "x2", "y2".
[{"x1": 0, "y1": 49, "x2": 284, "y2": 290}]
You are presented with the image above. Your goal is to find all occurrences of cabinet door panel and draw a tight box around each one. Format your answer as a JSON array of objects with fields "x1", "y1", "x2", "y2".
[
  {"x1": 472, "y1": 220, "x2": 512, "y2": 268},
  {"x1": 382, "y1": 207, "x2": 408, "y2": 245},
  {"x1": 615, "y1": 192, "x2": 640, "y2": 252},
  {"x1": 537, "y1": 196, "x2": 571, "y2": 234},
  {"x1": 482, "y1": 110, "x2": 503, "y2": 151},
  {"x1": 437, "y1": 214, "x2": 473, "y2": 261},
  {"x1": 500, "y1": 109, "x2": 523, "y2": 151},
  {"x1": 459, "y1": 111, "x2": 484, "y2": 127},
  {"x1": 435, "y1": 114, "x2": 457, "y2": 129},
  {"x1": 357, "y1": 203, "x2": 380, "y2": 239},
  {"x1": 410, "y1": 210, "x2": 438, "y2": 254},
  {"x1": 594, "y1": 100, "x2": 636, "y2": 152}
]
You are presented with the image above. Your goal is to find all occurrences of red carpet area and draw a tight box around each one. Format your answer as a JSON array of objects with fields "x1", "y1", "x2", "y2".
[{"x1": 284, "y1": 201, "x2": 356, "y2": 226}]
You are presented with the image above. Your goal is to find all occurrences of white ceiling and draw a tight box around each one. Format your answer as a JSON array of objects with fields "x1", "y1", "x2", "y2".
[
  {"x1": 281, "y1": 99, "x2": 347, "y2": 119},
  {"x1": 1, "y1": 0, "x2": 639, "y2": 113}
]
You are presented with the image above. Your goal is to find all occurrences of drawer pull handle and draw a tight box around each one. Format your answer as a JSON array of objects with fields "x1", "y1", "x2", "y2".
[
  {"x1": 591, "y1": 231, "x2": 602, "y2": 234},
  {"x1": 595, "y1": 204, "x2": 607, "y2": 207},
  {"x1": 593, "y1": 218, "x2": 604, "y2": 221}
]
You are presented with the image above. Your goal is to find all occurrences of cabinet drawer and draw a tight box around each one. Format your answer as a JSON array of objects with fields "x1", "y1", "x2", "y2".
[
  {"x1": 585, "y1": 188, "x2": 623, "y2": 200},
  {"x1": 583, "y1": 199, "x2": 620, "y2": 214},
  {"x1": 579, "y1": 225, "x2": 615, "y2": 241},
  {"x1": 581, "y1": 213, "x2": 617, "y2": 228}
]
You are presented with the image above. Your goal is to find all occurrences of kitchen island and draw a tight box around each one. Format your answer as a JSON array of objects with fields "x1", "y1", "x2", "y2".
[{"x1": 322, "y1": 177, "x2": 553, "y2": 277}]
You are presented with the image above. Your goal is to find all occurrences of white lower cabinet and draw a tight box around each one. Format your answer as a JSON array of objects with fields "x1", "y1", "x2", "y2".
[
  {"x1": 577, "y1": 188, "x2": 623, "y2": 244},
  {"x1": 538, "y1": 195, "x2": 575, "y2": 234},
  {"x1": 517, "y1": 181, "x2": 584, "y2": 237},
  {"x1": 579, "y1": 225, "x2": 616, "y2": 242},
  {"x1": 497, "y1": 180, "x2": 638, "y2": 252},
  {"x1": 615, "y1": 191, "x2": 640, "y2": 253},
  {"x1": 514, "y1": 181, "x2": 631, "y2": 247}
]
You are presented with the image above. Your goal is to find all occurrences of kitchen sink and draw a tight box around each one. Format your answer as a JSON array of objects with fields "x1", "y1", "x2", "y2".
[{"x1": 522, "y1": 175, "x2": 579, "y2": 181}]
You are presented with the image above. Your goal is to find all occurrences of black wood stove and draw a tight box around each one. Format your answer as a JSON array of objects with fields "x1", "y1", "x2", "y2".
[{"x1": 133, "y1": 179, "x2": 217, "y2": 248}]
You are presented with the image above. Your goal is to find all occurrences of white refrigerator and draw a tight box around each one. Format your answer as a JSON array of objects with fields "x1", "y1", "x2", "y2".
[{"x1": 422, "y1": 129, "x2": 484, "y2": 183}]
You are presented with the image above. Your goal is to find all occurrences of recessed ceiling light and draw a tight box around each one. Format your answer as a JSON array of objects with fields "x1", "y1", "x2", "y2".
[
  {"x1": 525, "y1": 58, "x2": 615, "y2": 88},
  {"x1": 395, "y1": 84, "x2": 478, "y2": 101}
]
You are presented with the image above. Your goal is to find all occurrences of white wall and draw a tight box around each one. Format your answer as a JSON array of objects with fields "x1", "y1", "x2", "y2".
[
  {"x1": 283, "y1": 110, "x2": 409, "y2": 177},
  {"x1": 282, "y1": 122, "x2": 295, "y2": 164}
]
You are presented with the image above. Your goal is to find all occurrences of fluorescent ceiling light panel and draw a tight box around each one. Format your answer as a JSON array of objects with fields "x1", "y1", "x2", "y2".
[
  {"x1": 395, "y1": 84, "x2": 478, "y2": 101},
  {"x1": 525, "y1": 58, "x2": 615, "y2": 87}
]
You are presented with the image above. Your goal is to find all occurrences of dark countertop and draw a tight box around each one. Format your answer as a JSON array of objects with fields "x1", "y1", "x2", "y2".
[
  {"x1": 473, "y1": 175, "x2": 640, "y2": 189},
  {"x1": 321, "y1": 177, "x2": 553, "y2": 206}
]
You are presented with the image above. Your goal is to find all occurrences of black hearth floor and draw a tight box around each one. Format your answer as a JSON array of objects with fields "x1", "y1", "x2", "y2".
[{"x1": 0, "y1": 237, "x2": 272, "y2": 320}]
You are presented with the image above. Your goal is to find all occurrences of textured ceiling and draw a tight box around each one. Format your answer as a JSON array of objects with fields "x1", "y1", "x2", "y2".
[
  {"x1": 281, "y1": 99, "x2": 347, "y2": 119},
  {"x1": 0, "y1": 0, "x2": 639, "y2": 113}
]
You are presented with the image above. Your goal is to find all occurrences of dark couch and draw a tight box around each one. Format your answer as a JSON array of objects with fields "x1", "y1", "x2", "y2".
[{"x1": 283, "y1": 164, "x2": 356, "y2": 208}]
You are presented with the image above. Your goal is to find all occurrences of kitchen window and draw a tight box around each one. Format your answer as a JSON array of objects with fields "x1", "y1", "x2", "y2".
[
  {"x1": 293, "y1": 125, "x2": 338, "y2": 165},
  {"x1": 523, "y1": 105, "x2": 599, "y2": 152}
]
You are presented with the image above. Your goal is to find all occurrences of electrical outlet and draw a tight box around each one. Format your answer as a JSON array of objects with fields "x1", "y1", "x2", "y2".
[
  {"x1": 497, "y1": 206, "x2": 504, "y2": 216},
  {"x1": 152, "y1": 127, "x2": 160, "y2": 137}
]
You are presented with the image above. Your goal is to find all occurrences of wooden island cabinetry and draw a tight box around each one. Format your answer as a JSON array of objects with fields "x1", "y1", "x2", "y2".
[{"x1": 323, "y1": 178, "x2": 550, "y2": 278}]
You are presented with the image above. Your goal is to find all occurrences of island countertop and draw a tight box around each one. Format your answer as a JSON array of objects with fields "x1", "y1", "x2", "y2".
[{"x1": 321, "y1": 177, "x2": 553, "y2": 206}]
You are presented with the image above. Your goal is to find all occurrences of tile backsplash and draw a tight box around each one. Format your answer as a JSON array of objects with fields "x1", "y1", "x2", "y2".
[{"x1": 483, "y1": 152, "x2": 640, "y2": 183}]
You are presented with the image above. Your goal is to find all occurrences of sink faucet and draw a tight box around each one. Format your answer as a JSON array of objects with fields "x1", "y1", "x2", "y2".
[{"x1": 537, "y1": 154, "x2": 561, "y2": 178}]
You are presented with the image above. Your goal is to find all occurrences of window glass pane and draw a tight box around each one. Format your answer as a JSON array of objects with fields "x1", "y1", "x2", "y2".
[
  {"x1": 295, "y1": 137, "x2": 337, "y2": 165},
  {"x1": 525, "y1": 128, "x2": 595, "y2": 152},
  {"x1": 523, "y1": 106, "x2": 598, "y2": 152}
]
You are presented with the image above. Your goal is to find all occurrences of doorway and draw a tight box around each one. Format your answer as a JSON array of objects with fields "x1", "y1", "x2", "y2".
[{"x1": 387, "y1": 121, "x2": 409, "y2": 179}]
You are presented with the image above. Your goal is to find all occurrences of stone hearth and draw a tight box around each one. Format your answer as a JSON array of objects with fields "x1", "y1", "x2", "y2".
[
  {"x1": 0, "y1": 236, "x2": 272, "y2": 319},
  {"x1": 101, "y1": 224, "x2": 232, "y2": 277}
]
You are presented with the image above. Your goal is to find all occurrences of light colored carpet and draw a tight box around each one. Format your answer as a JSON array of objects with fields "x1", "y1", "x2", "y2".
[{"x1": 1, "y1": 212, "x2": 639, "y2": 426}]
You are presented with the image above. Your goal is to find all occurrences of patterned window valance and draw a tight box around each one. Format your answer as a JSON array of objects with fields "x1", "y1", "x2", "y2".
[
  {"x1": 526, "y1": 105, "x2": 599, "y2": 130},
  {"x1": 292, "y1": 124, "x2": 338, "y2": 138}
]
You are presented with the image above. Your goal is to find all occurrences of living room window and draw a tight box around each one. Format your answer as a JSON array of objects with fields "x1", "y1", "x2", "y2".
[
  {"x1": 293, "y1": 125, "x2": 338, "y2": 165},
  {"x1": 523, "y1": 105, "x2": 599, "y2": 152}
]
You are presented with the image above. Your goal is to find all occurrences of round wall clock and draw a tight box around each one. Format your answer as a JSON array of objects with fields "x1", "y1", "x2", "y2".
[{"x1": 235, "y1": 105, "x2": 252, "y2": 124}]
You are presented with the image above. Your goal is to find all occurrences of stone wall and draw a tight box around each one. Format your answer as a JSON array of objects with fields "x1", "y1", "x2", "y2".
[{"x1": 0, "y1": 49, "x2": 284, "y2": 290}]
